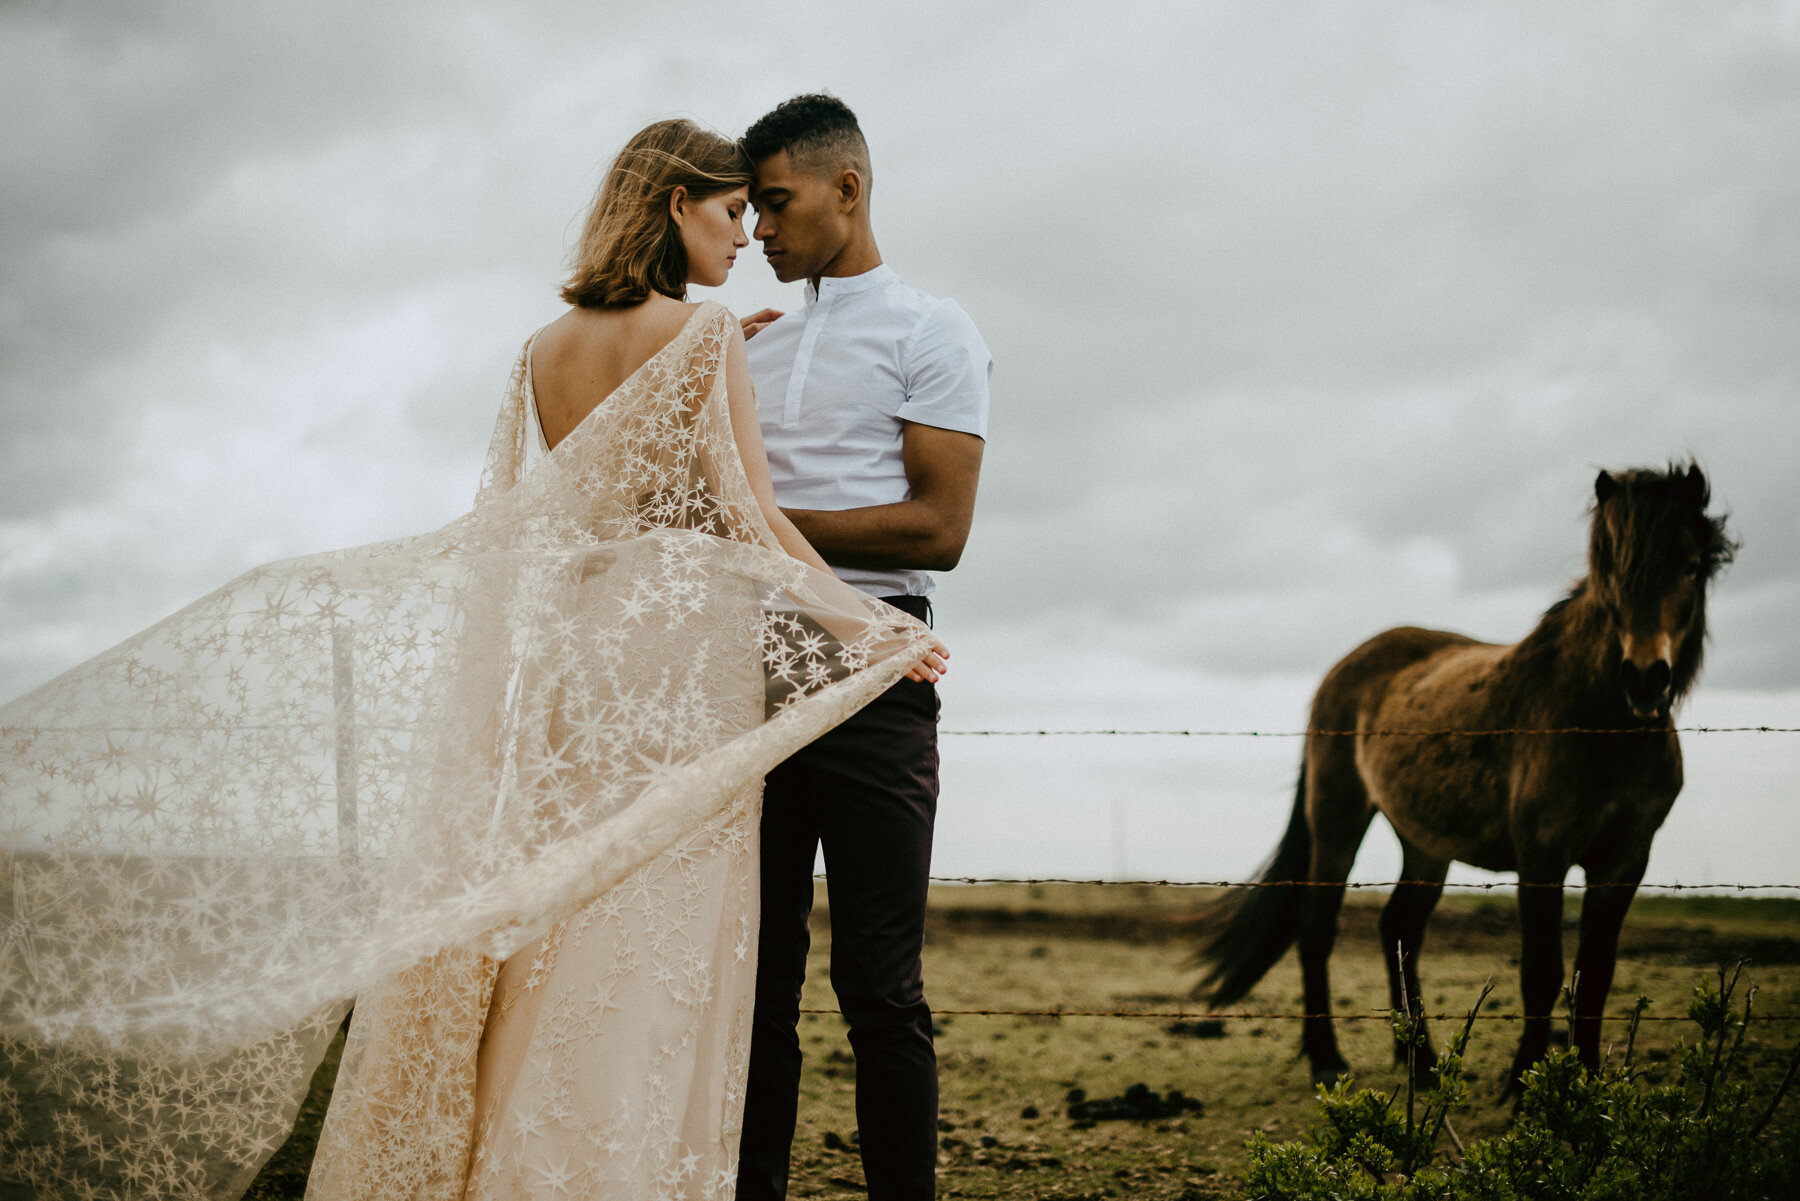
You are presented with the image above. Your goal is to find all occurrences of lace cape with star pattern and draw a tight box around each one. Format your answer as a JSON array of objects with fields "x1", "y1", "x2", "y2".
[{"x1": 0, "y1": 300, "x2": 931, "y2": 1198}]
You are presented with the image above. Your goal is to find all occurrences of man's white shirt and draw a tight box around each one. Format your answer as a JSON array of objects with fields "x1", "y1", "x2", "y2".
[{"x1": 745, "y1": 264, "x2": 992, "y2": 598}]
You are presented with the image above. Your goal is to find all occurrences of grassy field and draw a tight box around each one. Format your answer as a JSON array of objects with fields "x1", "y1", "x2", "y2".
[{"x1": 248, "y1": 884, "x2": 1800, "y2": 1199}]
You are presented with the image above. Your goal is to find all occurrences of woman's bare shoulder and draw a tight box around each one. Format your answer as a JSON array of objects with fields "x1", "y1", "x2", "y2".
[{"x1": 537, "y1": 298, "x2": 691, "y2": 356}]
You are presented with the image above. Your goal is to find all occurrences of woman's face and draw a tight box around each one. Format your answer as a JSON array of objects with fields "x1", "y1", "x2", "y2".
[{"x1": 676, "y1": 185, "x2": 751, "y2": 288}]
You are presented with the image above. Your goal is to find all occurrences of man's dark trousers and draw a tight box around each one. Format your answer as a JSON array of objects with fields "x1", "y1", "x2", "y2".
[{"x1": 736, "y1": 594, "x2": 939, "y2": 1201}]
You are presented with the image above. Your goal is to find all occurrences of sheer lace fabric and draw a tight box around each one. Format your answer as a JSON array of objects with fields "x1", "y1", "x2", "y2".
[
  {"x1": 460, "y1": 788, "x2": 758, "y2": 1201},
  {"x1": 0, "y1": 301, "x2": 931, "y2": 1198}
]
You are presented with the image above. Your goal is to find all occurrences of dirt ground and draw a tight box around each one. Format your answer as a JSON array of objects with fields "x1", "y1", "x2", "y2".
[{"x1": 246, "y1": 884, "x2": 1800, "y2": 1199}]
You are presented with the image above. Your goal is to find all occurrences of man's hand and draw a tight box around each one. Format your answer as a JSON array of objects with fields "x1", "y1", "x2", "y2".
[{"x1": 741, "y1": 308, "x2": 785, "y2": 339}]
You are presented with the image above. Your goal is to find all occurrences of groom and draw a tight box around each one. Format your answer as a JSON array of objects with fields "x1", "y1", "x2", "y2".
[{"x1": 735, "y1": 94, "x2": 991, "y2": 1201}]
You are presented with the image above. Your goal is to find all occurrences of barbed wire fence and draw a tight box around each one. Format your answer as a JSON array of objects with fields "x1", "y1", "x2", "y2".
[
  {"x1": 918, "y1": 875, "x2": 1800, "y2": 891},
  {"x1": 788, "y1": 722, "x2": 1800, "y2": 1028},
  {"x1": 796, "y1": 1008, "x2": 1800, "y2": 1022},
  {"x1": 939, "y1": 725, "x2": 1800, "y2": 737}
]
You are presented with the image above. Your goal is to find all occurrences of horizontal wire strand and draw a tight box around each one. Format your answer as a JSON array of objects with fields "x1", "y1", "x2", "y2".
[
  {"x1": 942, "y1": 725, "x2": 1800, "y2": 737},
  {"x1": 819, "y1": 874, "x2": 1800, "y2": 891},
  {"x1": 34, "y1": 724, "x2": 1800, "y2": 735},
  {"x1": 802, "y1": 1008, "x2": 1800, "y2": 1022}
]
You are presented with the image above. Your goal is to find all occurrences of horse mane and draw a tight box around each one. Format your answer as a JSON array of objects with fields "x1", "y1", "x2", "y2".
[{"x1": 1508, "y1": 581, "x2": 1609, "y2": 712}]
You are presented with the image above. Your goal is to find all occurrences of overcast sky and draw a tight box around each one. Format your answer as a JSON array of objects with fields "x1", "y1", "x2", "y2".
[{"x1": 4, "y1": 1, "x2": 1797, "y2": 884}]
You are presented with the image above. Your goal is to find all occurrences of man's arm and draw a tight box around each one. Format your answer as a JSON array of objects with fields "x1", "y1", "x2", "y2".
[{"x1": 783, "y1": 422, "x2": 984, "y2": 572}]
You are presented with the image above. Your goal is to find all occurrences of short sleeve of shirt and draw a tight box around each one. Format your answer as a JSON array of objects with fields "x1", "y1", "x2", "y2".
[{"x1": 897, "y1": 299, "x2": 992, "y2": 438}]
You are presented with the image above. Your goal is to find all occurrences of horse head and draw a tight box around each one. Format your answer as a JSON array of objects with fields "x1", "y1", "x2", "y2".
[{"x1": 1588, "y1": 463, "x2": 1736, "y2": 720}]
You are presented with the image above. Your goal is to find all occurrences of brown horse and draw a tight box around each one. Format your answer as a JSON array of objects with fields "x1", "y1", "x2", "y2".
[{"x1": 1191, "y1": 463, "x2": 1735, "y2": 1091}]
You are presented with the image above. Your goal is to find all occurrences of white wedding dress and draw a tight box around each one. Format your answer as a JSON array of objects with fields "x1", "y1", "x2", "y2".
[{"x1": 0, "y1": 301, "x2": 930, "y2": 1200}]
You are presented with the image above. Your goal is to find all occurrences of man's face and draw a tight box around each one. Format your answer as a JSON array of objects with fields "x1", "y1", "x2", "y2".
[{"x1": 752, "y1": 150, "x2": 849, "y2": 284}]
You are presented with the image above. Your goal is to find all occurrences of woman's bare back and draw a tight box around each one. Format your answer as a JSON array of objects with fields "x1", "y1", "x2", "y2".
[{"x1": 529, "y1": 296, "x2": 702, "y2": 449}]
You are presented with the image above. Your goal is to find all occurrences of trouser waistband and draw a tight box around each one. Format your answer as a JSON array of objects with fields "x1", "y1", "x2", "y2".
[{"x1": 878, "y1": 594, "x2": 933, "y2": 627}]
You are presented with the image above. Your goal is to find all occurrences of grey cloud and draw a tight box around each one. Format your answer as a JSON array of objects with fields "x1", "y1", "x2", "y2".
[{"x1": 2, "y1": 0, "x2": 1797, "y2": 702}]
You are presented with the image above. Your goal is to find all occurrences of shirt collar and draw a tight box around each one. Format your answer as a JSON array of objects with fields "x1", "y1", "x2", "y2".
[{"x1": 804, "y1": 263, "x2": 896, "y2": 306}]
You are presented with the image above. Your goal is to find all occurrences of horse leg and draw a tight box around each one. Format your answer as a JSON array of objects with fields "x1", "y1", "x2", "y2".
[
  {"x1": 1505, "y1": 863, "x2": 1567, "y2": 1097},
  {"x1": 1381, "y1": 839, "x2": 1448, "y2": 1081},
  {"x1": 1297, "y1": 747, "x2": 1374, "y2": 1088},
  {"x1": 1571, "y1": 853, "x2": 1647, "y2": 1073},
  {"x1": 1297, "y1": 874, "x2": 1356, "y2": 1088}
]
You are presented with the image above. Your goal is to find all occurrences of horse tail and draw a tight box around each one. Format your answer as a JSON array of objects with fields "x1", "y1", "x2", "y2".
[{"x1": 1189, "y1": 753, "x2": 1312, "y2": 1006}]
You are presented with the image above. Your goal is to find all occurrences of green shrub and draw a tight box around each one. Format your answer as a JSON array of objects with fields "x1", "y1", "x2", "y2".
[{"x1": 1242, "y1": 967, "x2": 1800, "y2": 1200}]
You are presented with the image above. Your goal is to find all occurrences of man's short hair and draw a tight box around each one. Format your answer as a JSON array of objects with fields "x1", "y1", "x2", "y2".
[{"x1": 741, "y1": 93, "x2": 871, "y2": 186}]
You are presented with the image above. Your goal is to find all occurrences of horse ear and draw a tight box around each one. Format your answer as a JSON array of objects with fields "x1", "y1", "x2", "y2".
[
  {"x1": 1594, "y1": 471, "x2": 1618, "y2": 504},
  {"x1": 1680, "y1": 463, "x2": 1708, "y2": 507}
]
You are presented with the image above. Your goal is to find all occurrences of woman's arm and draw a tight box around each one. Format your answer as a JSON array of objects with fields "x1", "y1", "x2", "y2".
[{"x1": 723, "y1": 325, "x2": 947, "y2": 683}]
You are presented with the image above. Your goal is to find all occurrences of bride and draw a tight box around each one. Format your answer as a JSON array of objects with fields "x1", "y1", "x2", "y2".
[{"x1": 0, "y1": 119, "x2": 942, "y2": 1200}]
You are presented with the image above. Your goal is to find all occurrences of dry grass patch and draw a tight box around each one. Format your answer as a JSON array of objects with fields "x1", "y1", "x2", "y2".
[{"x1": 247, "y1": 884, "x2": 1800, "y2": 1199}]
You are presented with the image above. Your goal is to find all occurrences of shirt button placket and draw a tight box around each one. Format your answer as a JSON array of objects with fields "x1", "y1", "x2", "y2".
[{"x1": 782, "y1": 286, "x2": 835, "y2": 428}]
